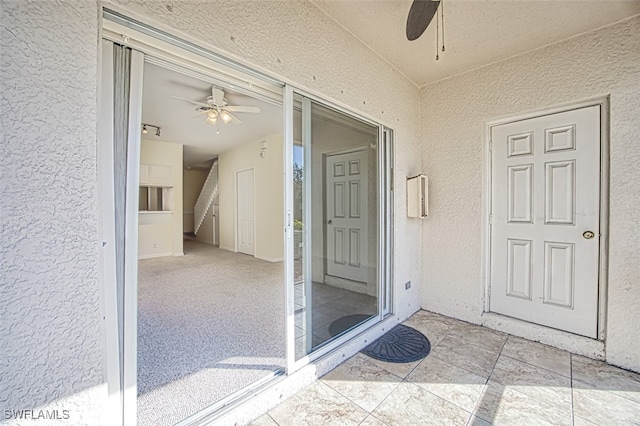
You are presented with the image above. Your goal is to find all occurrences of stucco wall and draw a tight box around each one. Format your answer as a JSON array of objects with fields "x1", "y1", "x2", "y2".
[
  {"x1": 420, "y1": 16, "x2": 640, "y2": 372},
  {"x1": 0, "y1": 0, "x2": 106, "y2": 423},
  {"x1": 1, "y1": 0, "x2": 420, "y2": 422}
]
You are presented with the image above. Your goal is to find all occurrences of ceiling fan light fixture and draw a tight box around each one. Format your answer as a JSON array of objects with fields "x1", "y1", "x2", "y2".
[
  {"x1": 206, "y1": 114, "x2": 218, "y2": 125},
  {"x1": 220, "y1": 110, "x2": 233, "y2": 124}
]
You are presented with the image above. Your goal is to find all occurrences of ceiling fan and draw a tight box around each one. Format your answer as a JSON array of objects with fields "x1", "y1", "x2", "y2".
[
  {"x1": 406, "y1": 0, "x2": 446, "y2": 59},
  {"x1": 172, "y1": 87, "x2": 261, "y2": 125}
]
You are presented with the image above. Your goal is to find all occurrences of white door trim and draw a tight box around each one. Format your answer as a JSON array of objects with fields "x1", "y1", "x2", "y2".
[
  {"x1": 482, "y1": 96, "x2": 609, "y2": 341},
  {"x1": 235, "y1": 167, "x2": 256, "y2": 256}
]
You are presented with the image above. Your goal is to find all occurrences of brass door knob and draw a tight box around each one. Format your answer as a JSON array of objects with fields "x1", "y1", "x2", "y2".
[
  {"x1": 583, "y1": 231, "x2": 595, "y2": 239},
  {"x1": 327, "y1": 220, "x2": 333, "y2": 225}
]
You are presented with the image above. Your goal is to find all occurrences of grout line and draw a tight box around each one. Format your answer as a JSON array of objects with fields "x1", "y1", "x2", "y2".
[
  {"x1": 570, "y1": 354, "x2": 576, "y2": 426},
  {"x1": 499, "y1": 351, "x2": 572, "y2": 380},
  {"x1": 267, "y1": 413, "x2": 280, "y2": 426}
]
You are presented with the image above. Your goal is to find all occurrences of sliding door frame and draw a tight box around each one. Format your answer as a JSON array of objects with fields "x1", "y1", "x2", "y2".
[
  {"x1": 284, "y1": 86, "x2": 394, "y2": 373},
  {"x1": 100, "y1": 8, "x2": 394, "y2": 424}
]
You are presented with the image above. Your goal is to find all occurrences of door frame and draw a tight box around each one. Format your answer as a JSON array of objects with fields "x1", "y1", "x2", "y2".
[
  {"x1": 235, "y1": 167, "x2": 256, "y2": 256},
  {"x1": 482, "y1": 96, "x2": 610, "y2": 341}
]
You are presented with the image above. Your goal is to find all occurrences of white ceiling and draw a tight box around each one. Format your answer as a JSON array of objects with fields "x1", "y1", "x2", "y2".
[
  {"x1": 142, "y1": 63, "x2": 282, "y2": 167},
  {"x1": 311, "y1": 0, "x2": 640, "y2": 86}
]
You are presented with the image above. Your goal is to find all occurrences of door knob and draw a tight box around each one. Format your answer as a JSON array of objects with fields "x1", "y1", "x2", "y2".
[
  {"x1": 327, "y1": 220, "x2": 333, "y2": 225},
  {"x1": 583, "y1": 231, "x2": 595, "y2": 239}
]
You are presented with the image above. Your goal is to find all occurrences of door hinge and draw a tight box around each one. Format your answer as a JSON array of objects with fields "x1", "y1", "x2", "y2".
[
  {"x1": 489, "y1": 214, "x2": 492, "y2": 225},
  {"x1": 489, "y1": 140, "x2": 493, "y2": 151}
]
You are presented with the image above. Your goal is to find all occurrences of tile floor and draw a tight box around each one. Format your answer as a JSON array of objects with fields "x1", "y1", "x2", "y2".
[
  {"x1": 251, "y1": 310, "x2": 640, "y2": 426},
  {"x1": 294, "y1": 281, "x2": 377, "y2": 356}
]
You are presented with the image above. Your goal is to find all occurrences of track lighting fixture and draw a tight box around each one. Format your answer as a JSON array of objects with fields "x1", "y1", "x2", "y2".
[{"x1": 141, "y1": 123, "x2": 161, "y2": 137}]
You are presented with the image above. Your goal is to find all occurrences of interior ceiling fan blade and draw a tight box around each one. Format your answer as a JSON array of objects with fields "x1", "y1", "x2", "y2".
[
  {"x1": 190, "y1": 110, "x2": 209, "y2": 118},
  {"x1": 406, "y1": 0, "x2": 440, "y2": 41},
  {"x1": 227, "y1": 111, "x2": 242, "y2": 125},
  {"x1": 171, "y1": 96, "x2": 211, "y2": 108},
  {"x1": 225, "y1": 105, "x2": 261, "y2": 113},
  {"x1": 212, "y1": 87, "x2": 225, "y2": 105}
]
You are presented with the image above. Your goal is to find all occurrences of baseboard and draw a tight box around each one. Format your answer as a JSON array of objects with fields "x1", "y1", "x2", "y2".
[
  {"x1": 173, "y1": 252, "x2": 184, "y2": 257},
  {"x1": 219, "y1": 245, "x2": 235, "y2": 252},
  {"x1": 138, "y1": 252, "x2": 173, "y2": 260},
  {"x1": 255, "y1": 255, "x2": 284, "y2": 263},
  {"x1": 481, "y1": 312, "x2": 605, "y2": 360}
]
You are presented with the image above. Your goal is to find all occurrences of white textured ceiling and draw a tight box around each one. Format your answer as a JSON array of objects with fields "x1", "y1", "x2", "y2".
[
  {"x1": 142, "y1": 63, "x2": 282, "y2": 167},
  {"x1": 311, "y1": 0, "x2": 640, "y2": 86}
]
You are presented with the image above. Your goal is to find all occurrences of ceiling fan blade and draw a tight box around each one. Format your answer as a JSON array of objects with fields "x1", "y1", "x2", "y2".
[
  {"x1": 406, "y1": 0, "x2": 440, "y2": 41},
  {"x1": 212, "y1": 87, "x2": 225, "y2": 105},
  {"x1": 227, "y1": 112, "x2": 242, "y2": 125},
  {"x1": 190, "y1": 110, "x2": 209, "y2": 118},
  {"x1": 171, "y1": 96, "x2": 211, "y2": 108},
  {"x1": 225, "y1": 105, "x2": 261, "y2": 113}
]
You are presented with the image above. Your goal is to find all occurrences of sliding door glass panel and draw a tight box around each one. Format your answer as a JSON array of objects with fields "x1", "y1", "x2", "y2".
[{"x1": 294, "y1": 93, "x2": 380, "y2": 360}]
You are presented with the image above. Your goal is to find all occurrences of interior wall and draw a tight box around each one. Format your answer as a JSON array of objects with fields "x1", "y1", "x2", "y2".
[
  {"x1": 420, "y1": 16, "x2": 640, "y2": 372},
  {"x1": 183, "y1": 168, "x2": 209, "y2": 233},
  {"x1": 0, "y1": 0, "x2": 106, "y2": 423},
  {"x1": 218, "y1": 133, "x2": 284, "y2": 261},
  {"x1": 139, "y1": 139, "x2": 184, "y2": 258}
]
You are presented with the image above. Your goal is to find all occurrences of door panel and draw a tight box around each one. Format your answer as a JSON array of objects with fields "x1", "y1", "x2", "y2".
[
  {"x1": 326, "y1": 150, "x2": 368, "y2": 282},
  {"x1": 490, "y1": 105, "x2": 600, "y2": 338}
]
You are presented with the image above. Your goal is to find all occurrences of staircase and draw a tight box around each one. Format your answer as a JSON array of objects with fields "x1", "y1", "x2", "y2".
[{"x1": 194, "y1": 160, "x2": 219, "y2": 235}]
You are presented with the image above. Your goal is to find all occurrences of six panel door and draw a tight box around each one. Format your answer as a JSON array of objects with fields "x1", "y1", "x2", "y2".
[{"x1": 490, "y1": 106, "x2": 600, "y2": 338}]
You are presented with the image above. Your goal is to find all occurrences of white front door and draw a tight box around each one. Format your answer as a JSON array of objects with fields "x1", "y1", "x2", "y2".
[
  {"x1": 490, "y1": 105, "x2": 601, "y2": 338},
  {"x1": 237, "y1": 169, "x2": 255, "y2": 256},
  {"x1": 326, "y1": 149, "x2": 368, "y2": 283}
]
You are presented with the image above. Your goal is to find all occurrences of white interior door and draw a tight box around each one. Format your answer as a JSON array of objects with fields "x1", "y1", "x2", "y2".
[
  {"x1": 490, "y1": 105, "x2": 601, "y2": 338},
  {"x1": 237, "y1": 169, "x2": 255, "y2": 256},
  {"x1": 326, "y1": 150, "x2": 368, "y2": 282}
]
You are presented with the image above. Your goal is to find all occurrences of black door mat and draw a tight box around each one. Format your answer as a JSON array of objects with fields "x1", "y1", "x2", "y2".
[
  {"x1": 361, "y1": 324, "x2": 431, "y2": 363},
  {"x1": 328, "y1": 314, "x2": 374, "y2": 338}
]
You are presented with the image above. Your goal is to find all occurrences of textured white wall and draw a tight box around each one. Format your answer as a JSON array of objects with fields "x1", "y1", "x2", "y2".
[
  {"x1": 420, "y1": 16, "x2": 640, "y2": 372},
  {"x1": 0, "y1": 0, "x2": 106, "y2": 423}
]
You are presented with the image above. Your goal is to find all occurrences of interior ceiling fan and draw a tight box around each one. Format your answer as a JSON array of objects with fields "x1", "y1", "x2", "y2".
[{"x1": 172, "y1": 87, "x2": 261, "y2": 125}]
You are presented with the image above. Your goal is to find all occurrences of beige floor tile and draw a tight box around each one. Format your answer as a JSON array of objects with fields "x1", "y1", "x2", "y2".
[
  {"x1": 359, "y1": 415, "x2": 388, "y2": 426},
  {"x1": 360, "y1": 355, "x2": 422, "y2": 379},
  {"x1": 321, "y1": 354, "x2": 402, "y2": 412},
  {"x1": 446, "y1": 322, "x2": 507, "y2": 354},
  {"x1": 473, "y1": 380, "x2": 571, "y2": 426},
  {"x1": 403, "y1": 311, "x2": 456, "y2": 346},
  {"x1": 501, "y1": 336, "x2": 570, "y2": 377},
  {"x1": 406, "y1": 356, "x2": 487, "y2": 412},
  {"x1": 490, "y1": 355, "x2": 572, "y2": 417},
  {"x1": 467, "y1": 415, "x2": 492, "y2": 426},
  {"x1": 249, "y1": 414, "x2": 279, "y2": 426},
  {"x1": 430, "y1": 335, "x2": 501, "y2": 378},
  {"x1": 572, "y1": 416, "x2": 598, "y2": 426},
  {"x1": 572, "y1": 379, "x2": 640, "y2": 425},
  {"x1": 372, "y1": 382, "x2": 471, "y2": 426},
  {"x1": 268, "y1": 381, "x2": 367, "y2": 426},
  {"x1": 572, "y1": 354, "x2": 640, "y2": 404}
]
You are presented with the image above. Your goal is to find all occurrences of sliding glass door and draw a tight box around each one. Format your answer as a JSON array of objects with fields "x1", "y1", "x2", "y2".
[{"x1": 287, "y1": 89, "x2": 393, "y2": 363}]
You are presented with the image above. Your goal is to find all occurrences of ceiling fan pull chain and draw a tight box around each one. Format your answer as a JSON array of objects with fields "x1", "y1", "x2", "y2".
[
  {"x1": 436, "y1": 7, "x2": 440, "y2": 60},
  {"x1": 441, "y1": 0, "x2": 446, "y2": 52}
]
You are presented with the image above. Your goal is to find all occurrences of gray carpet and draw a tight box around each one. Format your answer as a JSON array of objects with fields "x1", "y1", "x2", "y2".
[{"x1": 137, "y1": 240, "x2": 285, "y2": 426}]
